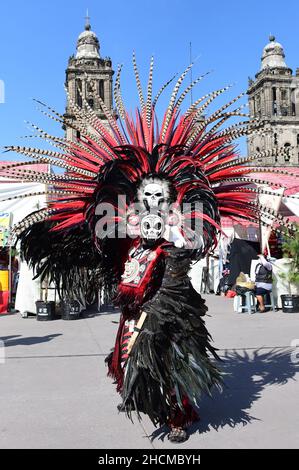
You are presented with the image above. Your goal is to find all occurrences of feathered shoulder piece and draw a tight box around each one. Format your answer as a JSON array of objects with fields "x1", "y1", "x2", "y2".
[{"x1": 1, "y1": 55, "x2": 298, "y2": 297}]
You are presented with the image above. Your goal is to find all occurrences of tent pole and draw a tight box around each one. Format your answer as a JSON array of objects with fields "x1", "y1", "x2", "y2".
[
  {"x1": 8, "y1": 245, "x2": 12, "y2": 311},
  {"x1": 259, "y1": 218, "x2": 263, "y2": 254}
]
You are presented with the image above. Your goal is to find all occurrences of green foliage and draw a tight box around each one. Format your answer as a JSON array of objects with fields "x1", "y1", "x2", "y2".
[
  {"x1": 281, "y1": 227, "x2": 299, "y2": 285},
  {"x1": 11, "y1": 247, "x2": 19, "y2": 257}
]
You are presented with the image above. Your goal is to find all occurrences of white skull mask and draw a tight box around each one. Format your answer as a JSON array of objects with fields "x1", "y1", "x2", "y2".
[
  {"x1": 138, "y1": 178, "x2": 170, "y2": 210},
  {"x1": 143, "y1": 183, "x2": 164, "y2": 208},
  {"x1": 141, "y1": 214, "x2": 164, "y2": 240}
]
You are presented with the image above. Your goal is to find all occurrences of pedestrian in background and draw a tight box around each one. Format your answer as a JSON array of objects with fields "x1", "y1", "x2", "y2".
[{"x1": 255, "y1": 254, "x2": 273, "y2": 312}]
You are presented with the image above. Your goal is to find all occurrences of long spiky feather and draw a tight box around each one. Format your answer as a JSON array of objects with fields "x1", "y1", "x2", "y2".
[{"x1": 1, "y1": 58, "x2": 298, "y2": 250}]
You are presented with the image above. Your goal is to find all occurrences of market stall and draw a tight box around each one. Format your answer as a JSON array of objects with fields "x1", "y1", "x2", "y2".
[{"x1": 0, "y1": 164, "x2": 50, "y2": 314}]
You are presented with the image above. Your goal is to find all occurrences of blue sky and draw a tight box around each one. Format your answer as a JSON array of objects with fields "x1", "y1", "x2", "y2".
[{"x1": 0, "y1": 0, "x2": 299, "y2": 158}]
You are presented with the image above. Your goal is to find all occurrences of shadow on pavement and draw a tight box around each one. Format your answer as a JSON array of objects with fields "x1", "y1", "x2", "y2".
[
  {"x1": 1, "y1": 334, "x2": 62, "y2": 347},
  {"x1": 151, "y1": 348, "x2": 299, "y2": 442},
  {"x1": 0, "y1": 335, "x2": 22, "y2": 341}
]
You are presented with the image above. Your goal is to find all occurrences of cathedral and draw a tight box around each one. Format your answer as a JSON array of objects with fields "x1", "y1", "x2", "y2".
[
  {"x1": 64, "y1": 21, "x2": 299, "y2": 168},
  {"x1": 64, "y1": 14, "x2": 114, "y2": 141},
  {"x1": 247, "y1": 35, "x2": 299, "y2": 167}
]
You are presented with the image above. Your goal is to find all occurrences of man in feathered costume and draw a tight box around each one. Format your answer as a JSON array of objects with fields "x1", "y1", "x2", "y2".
[{"x1": 2, "y1": 56, "x2": 297, "y2": 442}]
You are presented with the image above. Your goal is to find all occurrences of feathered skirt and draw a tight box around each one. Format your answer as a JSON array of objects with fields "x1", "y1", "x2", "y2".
[{"x1": 106, "y1": 247, "x2": 222, "y2": 427}]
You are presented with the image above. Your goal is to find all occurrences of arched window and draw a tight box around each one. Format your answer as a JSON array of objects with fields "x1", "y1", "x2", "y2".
[
  {"x1": 280, "y1": 88, "x2": 289, "y2": 116},
  {"x1": 88, "y1": 98, "x2": 94, "y2": 109},
  {"x1": 291, "y1": 89, "x2": 296, "y2": 116},
  {"x1": 99, "y1": 80, "x2": 104, "y2": 100},
  {"x1": 284, "y1": 142, "x2": 291, "y2": 162},
  {"x1": 256, "y1": 94, "x2": 261, "y2": 117},
  {"x1": 272, "y1": 88, "x2": 277, "y2": 115},
  {"x1": 76, "y1": 79, "x2": 82, "y2": 108}
]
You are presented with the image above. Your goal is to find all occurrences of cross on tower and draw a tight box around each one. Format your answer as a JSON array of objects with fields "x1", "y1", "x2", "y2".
[{"x1": 85, "y1": 9, "x2": 91, "y2": 31}]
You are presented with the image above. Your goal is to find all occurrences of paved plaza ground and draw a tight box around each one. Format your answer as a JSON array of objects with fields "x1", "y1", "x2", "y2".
[{"x1": 0, "y1": 295, "x2": 298, "y2": 449}]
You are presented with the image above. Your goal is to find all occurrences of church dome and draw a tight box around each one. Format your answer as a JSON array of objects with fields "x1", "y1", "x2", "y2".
[
  {"x1": 76, "y1": 18, "x2": 100, "y2": 59},
  {"x1": 261, "y1": 35, "x2": 287, "y2": 70}
]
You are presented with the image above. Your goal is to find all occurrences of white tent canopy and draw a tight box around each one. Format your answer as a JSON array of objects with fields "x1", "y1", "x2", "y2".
[
  {"x1": 0, "y1": 180, "x2": 48, "y2": 314},
  {"x1": 283, "y1": 194, "x2": 299, "y2": 217},
  {"x1": 0, "y1": 180, "x2": 47, "y2": 225}
]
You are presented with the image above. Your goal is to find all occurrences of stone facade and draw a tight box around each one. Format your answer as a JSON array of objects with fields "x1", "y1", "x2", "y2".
[
  {"x1": 64, "y1": 17, "x2": 114, "y2": 141},
  {"x1": 247, "y1": 36, "x2": 299, "y2": 167}
]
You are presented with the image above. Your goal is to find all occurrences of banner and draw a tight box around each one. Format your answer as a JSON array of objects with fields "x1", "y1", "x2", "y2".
[{"x1": 0, "y1": 212, "x2": 11, "y2": 247}]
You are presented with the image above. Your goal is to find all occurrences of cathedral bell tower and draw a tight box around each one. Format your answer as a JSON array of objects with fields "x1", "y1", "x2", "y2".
[
  {"x1": 64, "y1": 14, "x2": 114, "y2": 141},
  {"x1": 247, "y1": 35, "x2": 299, "y2": 167}
]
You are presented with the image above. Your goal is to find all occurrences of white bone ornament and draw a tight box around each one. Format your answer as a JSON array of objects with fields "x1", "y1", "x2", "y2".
[{"x1": 141, "y1": 214, "x2": 165, "y2": 240}]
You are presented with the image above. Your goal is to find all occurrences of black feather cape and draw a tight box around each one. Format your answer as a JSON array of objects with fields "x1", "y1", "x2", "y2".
[{"x1": 119, "y1": 244, "x2": 222, "y2": 426}]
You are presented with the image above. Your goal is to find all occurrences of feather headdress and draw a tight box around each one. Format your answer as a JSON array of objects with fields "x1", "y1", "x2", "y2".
[{"x1": 1, "y1": 56, "x2": 298, "y2": 298}]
